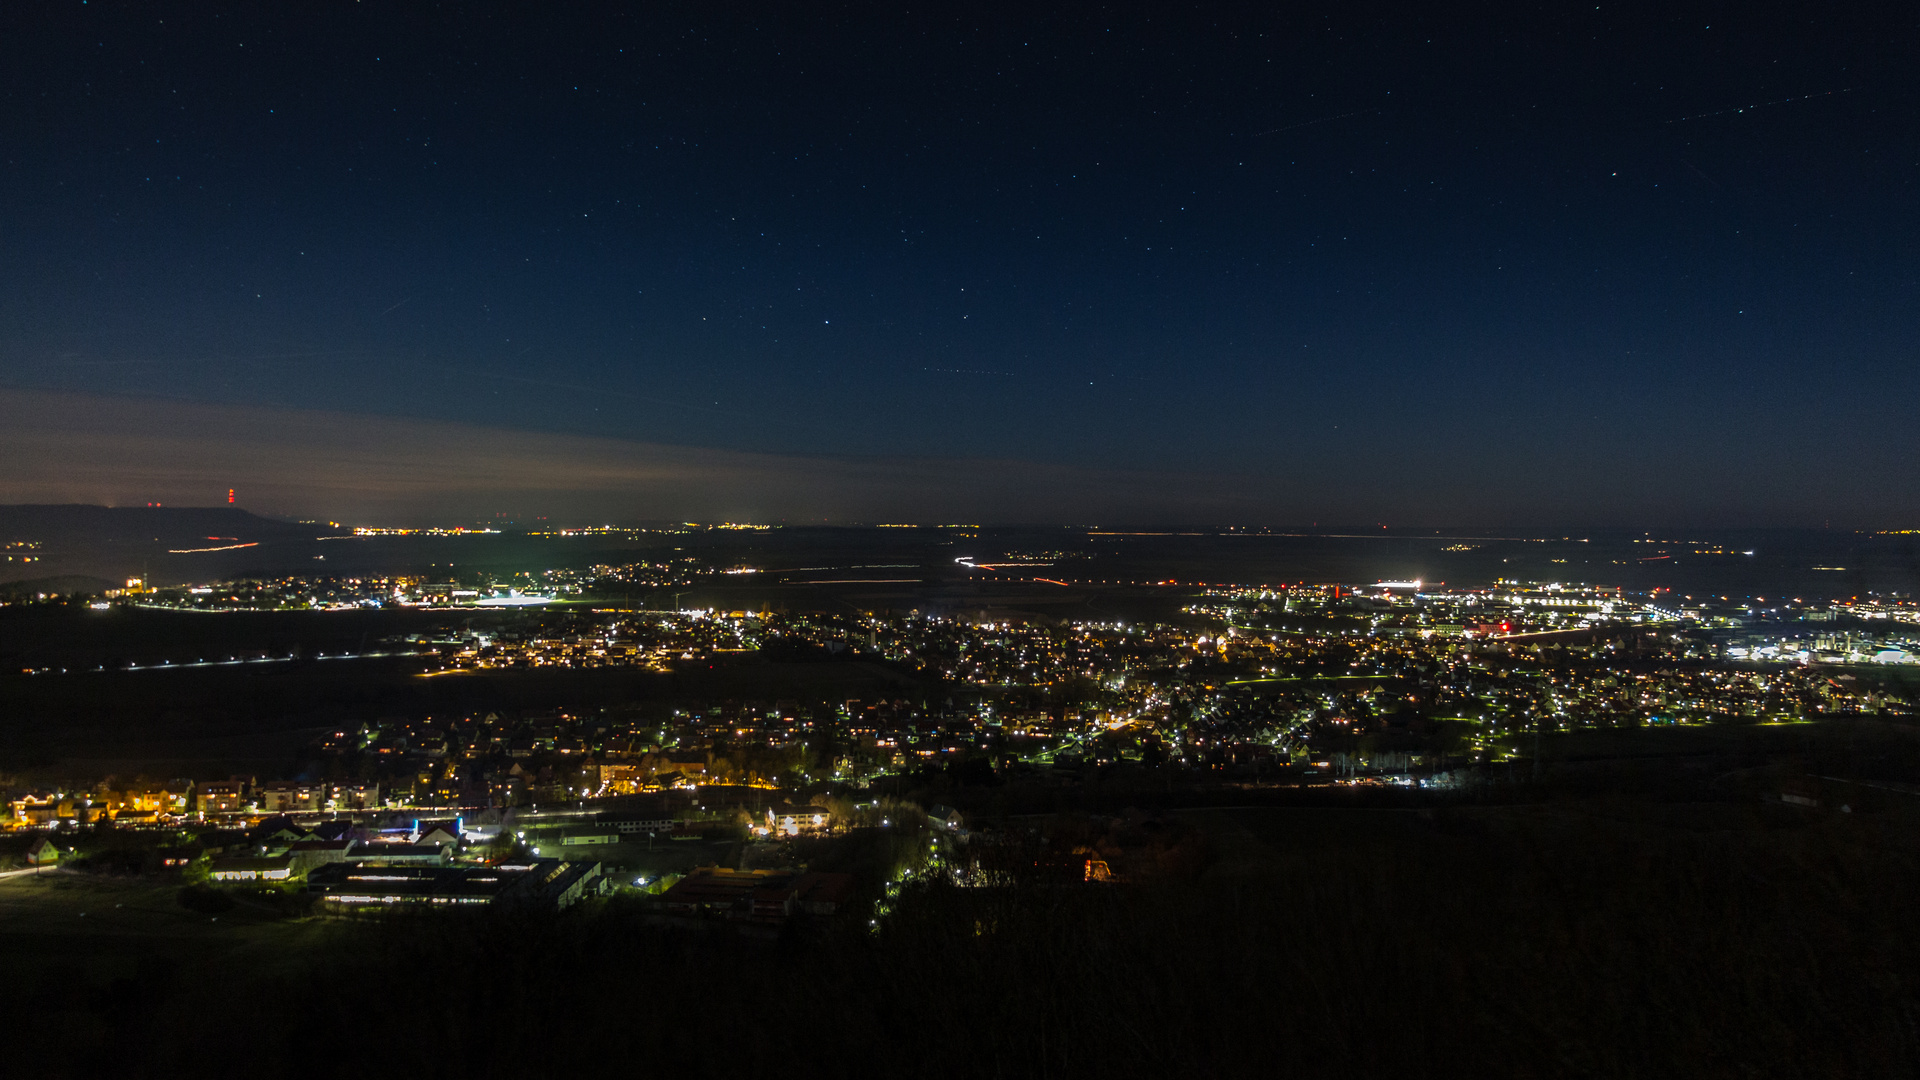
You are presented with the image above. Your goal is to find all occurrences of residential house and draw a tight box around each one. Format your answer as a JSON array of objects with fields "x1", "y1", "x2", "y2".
[
  {"x1": 766, "y1": 803, "x2": 832, "y2": 837},
  {"x1": 197, "y1": 779, "x2": 253, "y2": 816},
  {"x1": 329, "y1": 781, "x2": 382, "y2": 810},
  {"x1": 259, "y1": 781, "x2": 325, "y2": 814},
  {"x1": 413, "y1": 821, "x2": 461, "y2": 848}
]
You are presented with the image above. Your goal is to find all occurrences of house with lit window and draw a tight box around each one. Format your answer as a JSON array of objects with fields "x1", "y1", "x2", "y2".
[
  {"x1": 259, "y1": 781, "x2": 324, "y2": 813},
  {"x1": 765, "y1": 803, "x2": 831, "y2": 836},
  {"x1": 197, "y1": 779, "x2": 253, "y2": 816},
  {"x1": 10, "y1": 793, "x2": 64, "y2": 827},
  {"x1": 412, "y1": 821, "x2": 461, "y2": 848},
  {"x1": 328, "y1": 781, "x2": 382, "y2": 810},
  {"x1": 597, "y1": 762, "x2": 646, "y2": 794},
  {"x1": 101, "y1": 781, "x2": 193, "y2": 820}
]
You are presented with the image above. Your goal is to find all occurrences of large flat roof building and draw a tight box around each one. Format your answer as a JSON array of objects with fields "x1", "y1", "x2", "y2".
[{"x1": 306, "y1": 858, "x2": 605, "y2": 910}]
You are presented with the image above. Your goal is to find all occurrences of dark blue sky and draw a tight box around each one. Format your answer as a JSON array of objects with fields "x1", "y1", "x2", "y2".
[{"x1": 2, "y1": 2, "x2": 1915, "y2": 524}]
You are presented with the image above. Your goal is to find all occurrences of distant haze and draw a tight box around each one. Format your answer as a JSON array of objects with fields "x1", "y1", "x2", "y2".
[
  {"x1": 0, "y1": 388, "x2": 1909, "y2": 529},
  {"x1": 0, "y1": 388, "x2": 1258, "y2": 526}
]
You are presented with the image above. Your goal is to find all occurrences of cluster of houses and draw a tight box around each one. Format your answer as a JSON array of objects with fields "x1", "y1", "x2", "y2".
[
  {"x1": 6, "y1": 777, "x2": 386, "y2": 829},
  {"x1": 186, "y1": 777, "x2": 385, "y2": 817},
  {"x1": 8, "y1": 782, "x2": 194, "y2": 828}
]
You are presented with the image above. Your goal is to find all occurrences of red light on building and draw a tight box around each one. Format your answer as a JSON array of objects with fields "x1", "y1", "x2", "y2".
[{"x1": 228, "y1": 489, "x2": 236, "y2": 504}]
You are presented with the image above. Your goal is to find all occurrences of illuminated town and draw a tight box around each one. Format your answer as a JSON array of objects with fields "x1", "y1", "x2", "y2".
[
  {"x1": 6, "y1": 0, "x2": 1919, "y2": 1070},
  {"x1": 9, "y1": 558, "x2": 1916, "y2": 917}
]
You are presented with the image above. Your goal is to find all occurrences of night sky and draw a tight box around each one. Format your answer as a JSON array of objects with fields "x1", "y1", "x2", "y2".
[{"x1": 2, "y1": 2, "x2": 1915, "y2": 525}]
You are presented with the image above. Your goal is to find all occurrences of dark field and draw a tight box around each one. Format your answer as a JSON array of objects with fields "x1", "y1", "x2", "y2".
[
  {"x1": 0, "y1": 598, "x2": 947, "y2": 776},
  {"x1": 0, "y1": 657, "x2": 926, "y2": 777},
  {"x1": 11, "y1": 792, "x2": 1918, "y2": 1079}
]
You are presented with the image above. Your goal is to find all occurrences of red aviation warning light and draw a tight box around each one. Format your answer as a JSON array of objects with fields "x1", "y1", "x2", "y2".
[{"x1": 228, "y1": 489, "x2": 236, "y2": 504}]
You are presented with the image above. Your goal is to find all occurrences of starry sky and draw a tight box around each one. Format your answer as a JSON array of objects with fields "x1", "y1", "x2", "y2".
[{"x1": 1, "y1": 2, "x2": 1915, "y2": 525}]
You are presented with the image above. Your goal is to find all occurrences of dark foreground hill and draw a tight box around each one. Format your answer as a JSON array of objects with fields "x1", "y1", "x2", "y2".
[{"x1": 6, "y1": 795, "x2": 1916, "y2": 1079}]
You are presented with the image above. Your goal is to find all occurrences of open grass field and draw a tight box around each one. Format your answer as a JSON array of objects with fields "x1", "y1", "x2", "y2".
[{"x1": 0, "y1": 870, "x2": 347, "y2": 978}]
